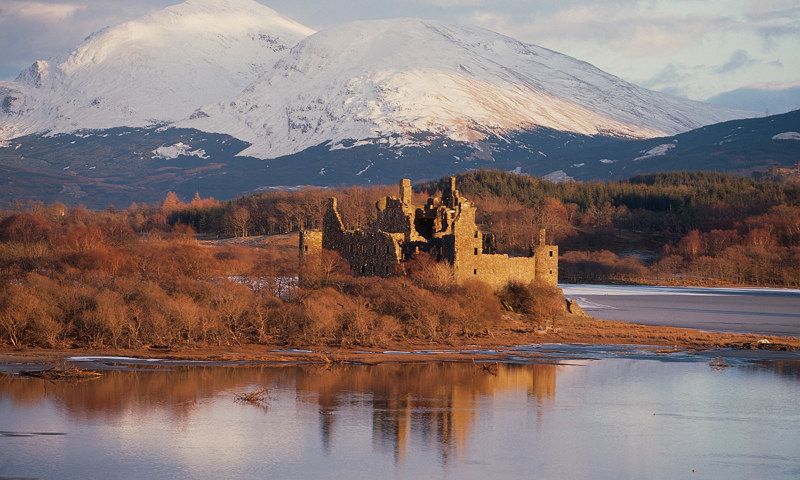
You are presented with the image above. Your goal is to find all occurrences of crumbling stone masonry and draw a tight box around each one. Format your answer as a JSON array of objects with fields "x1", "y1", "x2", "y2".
[{"x1": 299, "y1": 178, "x2": 558, "y2": 290}]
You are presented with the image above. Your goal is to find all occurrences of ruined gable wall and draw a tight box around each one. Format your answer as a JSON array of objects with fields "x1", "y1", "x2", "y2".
[
  {"x1": 450, "y1": 202, "x2": 484, "y2": 261},
  {"x1": 375, "y1": 197, "x2": 416, "y2": 240},
  {"x1": 375, "y1": 178, "x2": 423, "y2": 242},
  {"x1": 332, "y1": 229, "x2": 403, "y2": 277},
  {"x1": 320, "y1": 196, "x2": 402, "y2": 277},
  {"x1": 322, "y1": 197, "x2": 345, "y2": 250}
]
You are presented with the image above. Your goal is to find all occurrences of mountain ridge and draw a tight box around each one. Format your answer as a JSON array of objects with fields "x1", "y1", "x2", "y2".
[
  {"x1": 181, "y1": 17, "x2": 750, "y2": 159},
  {"x1": 0, "y1": 0, "x2": 314, "y2": 139},
  {"x1": 2, "y1": 110, "x2": 796, "y2": 209}
]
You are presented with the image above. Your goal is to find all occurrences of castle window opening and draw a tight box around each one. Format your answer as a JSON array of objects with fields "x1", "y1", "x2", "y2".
[
  {"x1": 371, "y1": 265, "x2": 375, "y2": 273},
  {"x1": 473, "y1": 269, "x2": 477, "y2": 275},
  {"x1": 474, "y1": 231, "x2": 478, "y2": 238},
  {"x1": 304, "y1": 245, "x2": 308, "y2": 252},
  {"x1": 549, "y1": 250, "x2": 553, "y2": 257},
  {"x1": 474, "y1": 248, "x2": 478, "y2": 255},
  {"x1": 361, "y1": 265, "x2": 366, "y2": 273}
]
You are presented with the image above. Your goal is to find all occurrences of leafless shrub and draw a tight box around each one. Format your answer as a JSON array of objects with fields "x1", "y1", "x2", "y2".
[{"x1": 235, "y1": 386, "x2": 272, "y2": 410}]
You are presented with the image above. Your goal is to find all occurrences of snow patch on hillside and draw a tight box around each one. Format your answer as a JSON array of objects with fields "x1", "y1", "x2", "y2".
[
  {"x1": 544, "y1": 170, "x2": 573, "y2": 182},
  {"x1": 634, "y1": 143, "x2": 676, "y2": 161},
  {"x1": 772, "y1": 132, "x2": 800, "y2": 141},
  {"x1": 152, "y1": 142, "x2": 208, "y2": 160}
]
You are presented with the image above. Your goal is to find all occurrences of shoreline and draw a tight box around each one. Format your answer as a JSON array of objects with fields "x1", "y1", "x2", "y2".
[{"x1": 3, "y1": 315, "x2": 799, "y2": 370}]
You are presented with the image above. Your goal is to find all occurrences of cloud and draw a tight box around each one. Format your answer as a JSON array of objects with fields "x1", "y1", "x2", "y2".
[
  {"x1": 715, "y1": 50, "x2": 756, "y2": 74},
  {"x1": 745, "y1": 2, "x2": 800, "y2": 46},
  {"x1": 1, "y1": 1, "x2": 86, "y2": 24},
  {"x1": 641, "y1": 63, "x2": 691, "y2": 88},
  {"x1": 460, "y1": 4, "x2": 741, "y2": 61},
  {"x1": 0, "y1": 0, "x2": 797, "y2": 100},
  {"x1": 748, "y1": 80, "x2": 800, "y2": 90},
  {"x1": 0, "y1": 1, "x2": 172, "y2": 80},
  {"x1": 407, "y1": 0, "x2": 486, "y2": 7}
]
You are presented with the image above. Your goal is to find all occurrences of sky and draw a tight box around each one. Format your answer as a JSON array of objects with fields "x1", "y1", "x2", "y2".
[{"x1": 1, "y1": 0, "x2": 799, "y2": 112}]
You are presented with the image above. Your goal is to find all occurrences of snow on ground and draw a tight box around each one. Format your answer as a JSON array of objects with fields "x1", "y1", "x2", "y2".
[
  {"x1": 152, "y1": 142, "x2": 208, "y2": 160},
  {"x1": 772, "y1": 131, "x2": 800, "y2": 140},
  {"x1": 543, "y1": 170, "x2": 573, "y2": 182},
  {"x1": 633, "y1": 143, "x2": 675, "y2": 161},
  {"x1": 1, "y1": 2, "x2": 752, "y2": 159},
  {"x1": 181, "y1": 18, "x2": 749, "y2": 159},
  {"x1": 0, "y1": 0, "x2": 314, "y2": 140}
]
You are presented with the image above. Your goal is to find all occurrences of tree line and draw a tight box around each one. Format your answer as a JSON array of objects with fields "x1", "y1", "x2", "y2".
[{"x1": 429, "y1": 170, "x2": 799, "y2": 286}]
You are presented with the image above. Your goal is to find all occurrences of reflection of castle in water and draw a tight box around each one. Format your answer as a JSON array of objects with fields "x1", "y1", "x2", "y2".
[
  {"x1": 1, "y1": 361, "x2": 557, "y2": 465},
  {"x1": 295, "y1": 362, "x2": 558, "y2": 465}
]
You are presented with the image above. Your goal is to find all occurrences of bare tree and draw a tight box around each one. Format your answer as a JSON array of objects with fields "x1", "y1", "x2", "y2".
[{"x1": 228, "y1": 206, "x2": 252, "y2": 237}]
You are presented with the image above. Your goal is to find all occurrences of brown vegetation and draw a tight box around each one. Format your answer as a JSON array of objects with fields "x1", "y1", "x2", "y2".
[
  {"x1": 0, "y1": 202, "x2": 560, "y2": 350},
  {"x1": 2, "y1": 170, "x2": 799, "y2": 354}
]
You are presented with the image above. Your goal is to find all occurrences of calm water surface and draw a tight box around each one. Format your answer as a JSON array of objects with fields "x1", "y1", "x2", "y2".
[
  {"x1": 2, "y1": 354, "x2": 799, "y2": 479},
  {"x1": 561, "y1": 284, "x2": 800, "y2": 337}
]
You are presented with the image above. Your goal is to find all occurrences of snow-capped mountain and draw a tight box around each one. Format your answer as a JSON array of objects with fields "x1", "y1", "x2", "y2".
[
  {"x1": 0, "y1": 0, "x2": 313, "y2": 140},
  {"x1": 182, "y1": 18, "x2": 750, "y2": 159},
  {"x1": 1, "y1": 1, "x2": 773, "y2": 208}
]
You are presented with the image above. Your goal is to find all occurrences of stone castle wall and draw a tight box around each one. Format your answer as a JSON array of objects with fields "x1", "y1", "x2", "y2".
[{"x1": 300, "y1": 178, "x2": 559, "y2": 289}]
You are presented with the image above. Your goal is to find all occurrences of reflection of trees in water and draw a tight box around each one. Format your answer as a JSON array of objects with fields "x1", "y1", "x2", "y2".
[
  {"x1": 0, "y1": 366, "x2": 279, "y2": 421},
  {"x1": 0, "y1": 362, "x2": 558, "y2": 462},
  {"x1": 740, "y1": 360, "x2": 800, "y2": 381}
]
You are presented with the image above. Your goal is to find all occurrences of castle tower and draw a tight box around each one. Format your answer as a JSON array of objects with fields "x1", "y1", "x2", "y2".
[
  {"x1": 400, "y1": 178, "x2": 412, "y2": 206},
  {"x1": 533, "y1": 228, "x2": 559, "y2": 287},
  {"x1": 299, "y1": 230, "x2": 322, "y2": 268}
]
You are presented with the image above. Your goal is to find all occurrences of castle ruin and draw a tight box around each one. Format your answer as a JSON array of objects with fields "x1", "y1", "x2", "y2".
[{"x1": 299, "y1": 178, "x2": 558, "y2": 290}]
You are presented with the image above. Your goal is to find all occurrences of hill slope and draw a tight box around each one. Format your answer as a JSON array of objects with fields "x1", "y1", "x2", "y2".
[
  {"x1": 0, "y1": 0, "x2": 313, "y2": 140},
  {"x1": 183, "y1": 18, "x2": 749, "y2": 159}
]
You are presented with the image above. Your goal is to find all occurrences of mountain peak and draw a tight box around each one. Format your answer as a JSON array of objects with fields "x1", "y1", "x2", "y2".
[
  {"x1": 0, "y1": 0, "x2": 314, "y2": 139},
  {"x1": 184, "y1": 17, "x2": 750, "y2": 159}
]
